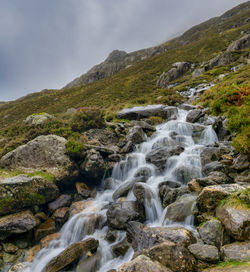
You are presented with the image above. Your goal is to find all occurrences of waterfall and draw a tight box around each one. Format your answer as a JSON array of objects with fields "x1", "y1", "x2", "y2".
[{"x1": 23, "y1": 106, "x2": 219, "y2": 272}]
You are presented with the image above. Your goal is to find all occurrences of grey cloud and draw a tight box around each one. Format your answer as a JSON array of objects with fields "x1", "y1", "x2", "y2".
[{"x1": 0, "y1": 0, "x2": 247, "y2": 101}]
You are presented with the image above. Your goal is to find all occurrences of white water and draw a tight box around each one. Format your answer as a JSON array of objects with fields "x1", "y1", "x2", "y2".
[{"x1": 23, "y1": 107, "x2": 218, "y2": 272}]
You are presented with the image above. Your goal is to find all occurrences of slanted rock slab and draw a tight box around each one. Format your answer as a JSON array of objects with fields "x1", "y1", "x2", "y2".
[{"x1": 188, "y1": 243, "x2": 219, "y2": 263}]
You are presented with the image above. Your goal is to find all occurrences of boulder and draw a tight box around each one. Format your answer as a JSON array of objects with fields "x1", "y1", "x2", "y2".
[
  {"x1": 126, "y1": 126, "x2": 146, "y2": 145},
  {"x1": 8, "y1": 263, "x2": 29, "y2": 272},
  {"x1": 208, "y1": 52, "x2": 233, "y2": 70},
  {"x1": 40, "y1": 232, "x2": 60, "y2": 248},
  {"x1": 112, "y1": 237, "x2": 130, "y2": 257},
  {"x1": 133, "y1": 183, "x2": 154, "y2": 204},
  {"x1": 197, "y1": 184, "x2": 245, "y2": 212},
  {"x1": 34, "y1": 218, "x2": 56, "y2": 241},
  {"x1": 136, "y1": 241, "x2": 197, "y2": 272},
  {"x1": 227, "y1": 34, "x2": 250, "y2": 52},
  {"x1": 130, "y1": 120, "x2": 156, "y2": 133},
  {"x1": 80, "y1": 149, "x2": 106, "y2": 182},
  {"x1": 232, "y1": 154, "x2": 249, "y2": 171},
  {"x1": 69, "y1": 200, "x2": 94, "y2": 217},
  {"x1": 186, "y1": 109, "x2": 205, "y2": 123},
  {"x1": 202, "y1": 266, "x2": 250, "y2": 272},
  {"x1": 52, "y1": 207, "x2": 70, "y2": 225},
  {"x1": 163, "y1": 194, "x2": 197, "y2": 223},
  {"x1": 76, "y1": 251, "x2": 100, "y2": 272},
  {"x1": 106, "y1": 201, "x2": 145, "y2": 230},
  {"x1": 116, "y1": 255, "x2": 171, "y2": 272},
  {"x1": 195, "y1": 171, "x2": 232, "y2": 187},
  {"x1": 134, "y1": 166, "x2": 153, "y2": 182},
  {"x1": 0, "y1": 135, "x2": 79, "y2": 186},
  {"x1": 0, "y1": 175, "x2": 59, "y2": 215},
  {"x1": 198, "y1": 219, "x2": 222, "y2": 248},
  {"x1": 172, "y1": 165, "x2": 201, "y2": 184},
  {"x1": 117, "y1": 105, "x2": 178, "y2": 120},
  {"x1": 200, "y1": 147, "x2": 221, "y2": 167},
  {"x1": 221, "y1": 241, "x2": 250, "y2": 261},
  {"x1": 202, "y1": 162, "x2": 225, "y2": 176},
  {"x1": 156, "y1": 62, "x2": 191, "y2": 88},
  {"x1": 146, "y1": 146, "x2": 184, "y2": 171},
  {"x1": 192, "y1": 68, "x2": 204, "y2": 78},
  {"x1": 45, "y1": 238, "x2": 99, "y2": 272},
  {"x1": 127, "y1": 221, "x2": 196, "y2": 251},
  {"x1": 48, "y1": 194, "x2": 72, "y2": 213},
  {"x1": 0, "y1": 210, "x2": 37, "y2": 240},
  {"x1": 23, "y1": 113, "x2": 54, "y2": 126},
  {"x1": 188, "y1": 244, "x2": 219, "y2": 263},
  {"x1": 216, "y1": 206, "x2": 250, "y2": 240}
]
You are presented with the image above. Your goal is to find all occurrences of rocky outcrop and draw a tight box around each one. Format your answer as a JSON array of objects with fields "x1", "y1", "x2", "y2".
[
  {"x1": 45, "y1": 238, "x2": 99, "y2": 272},
  {"x1": 116, "y1": 255, "x2": 171, "y2": 272},
  {"x1": 216, "y1": 206, "x2": 250, "y2": 240},
  {"x1": 107, "y1": 201, "x2": 145, "y2": 230},
  {"x1": 0, "y1": 210, "x2": 37, "y2": 240},
  {"x1": 0, "y1": 135, "x2": 79, "y2": 186},
  {"x1": 226, "y1": 34, "x2": 250, "y2": 52},
  {"x1": 156, "y1": 62, "x2": 191, "y2": 88},
  {"x1": 0, "y1": 175, "x2": 59, "y2": 215},
  {"x1": 117, "y1": 105, "x2": 178, "y2": 120},
  {"x1": 23, "y1": 113, "x2": 55, "y2": 126},
  {"x1": 208, "y1": 52, "x2": 233, "y2": 70}
]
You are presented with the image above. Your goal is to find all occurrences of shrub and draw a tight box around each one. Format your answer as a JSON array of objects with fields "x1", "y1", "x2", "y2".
[{"x1": 65, "y1": 140, "x2": 85, "y2": 160}]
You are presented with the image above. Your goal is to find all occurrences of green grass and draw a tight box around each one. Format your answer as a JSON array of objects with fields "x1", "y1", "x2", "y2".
[
  {"x1": 217, "y1": 260, "x2": 250, "y2": 267},
  {"x1": 219, "y1": 188, "x2": 250, "y2": 209}
]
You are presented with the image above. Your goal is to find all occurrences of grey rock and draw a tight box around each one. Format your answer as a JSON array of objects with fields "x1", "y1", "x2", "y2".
[
  {"x1": 106, "y1": 201, "x2": 145, "y2": 230},
  {"x1": 196, "y1": 171, "x2": 232, "y2": 187},
  {"x1": 192, "y1": 68, "x2": 204, "y2": 78},
  {"x1": 232, "y1": 154, "x2": 249, "y2": 171},
  {"x1": 112, "y1": 237, "x2": 130, "y2": 257},
  {"x1": 186, "y1": 109, "x2": 205, "y2": 123},
  {"x1": 208, "y1": 52, "x2": 233, "y2": 70},
  {"x1": 202, "y1": 161, "x2": 224, "y2": 176},
  {"x1": 133, "y1": 183, "x2": 154, "y2": 204},
  {"x1": 227, "y1": 34, "x2": 250, "y2": 52},
  {"x1": 172, "y1": 165, "x2": 201, "y2": 184},
  {"x1": 48, "y1": 194, "x2": 72, "y2": 213},
  {"x1": 222, "y1": 241, "x2": 250, "y2": 261},
  {"x1": 188, "y1": 243, "x2": 219, "y2": 263},
  {"x1": 23, "y1": 113, "x2": 55, "y2": 126},
  {"x1": 160, "y1": 186, "x2": 190, "y2": 208},
  {"x1": 126, "y1": 126, "x2": 146, "y2": 145}
]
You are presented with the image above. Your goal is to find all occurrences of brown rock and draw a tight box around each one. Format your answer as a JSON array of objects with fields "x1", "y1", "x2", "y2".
[
  {"x1": 75, "y1": 182, "x2": 91, "y2": 198},
  {"x1": 26, "y1": 244, "x2": 41, "y2": 262},
  {"x1": 48, "y1": 194, "x2": 72, "y2": 212},
  {"x1": 34, "y1": 218, "x2": 56, "y2": 241},
  {"x1": 52, "y1": 207, "x2": 70, "y2": 225},
  {"x1": 188, "y1": 179, "x2": 203, "y2": 193},
  {"x1": 40, "y1": 232, "x2": 61, "y2": 248}
]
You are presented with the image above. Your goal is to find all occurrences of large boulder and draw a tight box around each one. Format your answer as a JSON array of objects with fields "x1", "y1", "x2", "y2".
[
  {"x1": 117, "y1": 105, "x2": 178, "y2": 120},
  {"x1": 48, "y1": 194, "x2": 72, "y2": 213},
  {"x1": 126, "y1": 126, "x2": 146, "y2": 145},
  {"x1": 198, "y1": 219, "x2": 222, "y2": 248},
  {"x1": 231, "y1": 154, "x2": 249, "y2": 171},
  {"x1": 127, "y1": 221, "x2": 196, "y2": 252},
  {"x1": 208, "y1": 52, "x2": 233, "y2": 70},
  {"x1": 116, "y1": 255, "x2": 172, "y2": 272},
  {"x1": 188, "y1": 244, "x2": 219, "y2": 263},
  {"x1": 216, "y1": 206, "x2": 250, "y2": 240},
  {"x1": 45, "y1": 238, "x2": 99, "y2": 272},
  {"x1": 0, "y1": 175, "x2": 59, "y2": 215},
  {"x1": 156, "y1": 62, "x2": 191, "y2": 88},
  {"x1": 197, "y1": 184, "x2": 245, "y2": 212},
  {"x1": 227, "y1": 34, "x2": 250, "y2": 52},
  {"x1": 163, "y1": 194, "x2": 197, "y2": 223},
  {"x1": 106, "y1": 201, "x2": 145, "y2": 230},
  {"x1": 0, "y1": 135, "x2": 79, "y2": 186},
  {"x1": 0, "y1": 210, "x2": 37, "y2": 240},
  {"x1": 221, "y1": 241, "x2": 250, "y2": 262},
  {"x1": 146, "y1": 146, "x2": 184, "y2": 171},
  {"x1": 23, "y1": 113, "x2": 55, "y2": 126},
  {"x1": 186, "y1": 109, "x2": 205, "y2": 123}
]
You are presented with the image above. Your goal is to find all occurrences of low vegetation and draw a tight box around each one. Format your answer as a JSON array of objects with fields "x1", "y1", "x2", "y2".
[{"x1": 219, "y1": 188, "x2": 250, "y2": 209}]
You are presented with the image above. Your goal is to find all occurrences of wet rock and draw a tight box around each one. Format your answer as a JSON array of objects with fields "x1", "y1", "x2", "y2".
[
  {"x1": 0, "y1": 175, "x2": 59, "y2": 216},
  {"x1": 197, "y1": 184, "x2": 245, "y2": 212},
  {"x1": 116, "y1": 255, "x2": 171, "y2": 272},
  {"x1": 203, "y1": 161, "x2": 225, "y2": 176},
  {"x1": 126, "y1": 126, "x2": 146, "y2": 145},
  {"x1": 0, "y1": 211, "x2": 37, "y2": 240},
  {"x1": 221, "y1": 241, "x2": 250, "y2": 261},
  {"x1": 136, "y1": 241, "x2": 197, "y2": 272},
  {"x1": 40, "y1": 232, "x2": 60, "y2": 248},
  {"x1": 232, "y1": 154, "x2": 249, "y2": 171},
  {"x1": 48, "y1": 194, "x2": 72, "y2": 213},
  {"x1": 127, "y1": 221, "x2": 196, "y2": 251},
  {"x1": 76, "y1": 251, "x2": 100, "y2": 272},
  {"x1": 107, "y1": 201, "x2": 145, "y2": 230},
  {"x1": 179, "y1": 104, "x2": 197, "y2": 111},
  {"x1": 8, "y1": 262, "x2": 29, "y2": 272},
  {"x1": 104, "y1": 177, "x2": 120, "y2": 190},
  {"x1": 157, "y1": 62, "x2": 191, "y2": 88},
  {"x1": 172, "y1": 165, "x2": 201, "y2": 184},
  {"x1": 120, "y1": 141, "x2": 134, "y2": 153},
  {"x1": 130, "y1": 120, "x2": 156, "y2": 133},
  {"x1": 45, "y1": 238, "x2": 99, "y2": 272},
  {"x1": 75, "y1": 182, "x2": 91, "y2": 198},
  {"x1": 0, "y1": 135, "x2": 79, "y2": 186},
  {"x1": 200, "y1": 147, "x2": 221, "y2": 167},
  {"x1": 117, "y1": 105, "x2": 178, "y2": 121},
  {"x1": 152, "y1": 137, "x2": 183, "y2": 150},
  {"x1": 163, "y1": 194, "x2": 197, "y2": 223},
  {"x1": 198, "y1": 219, "x2": 222, "y2": 248},
  {"x1": 134, "y1": 166, "x2": 153, "y2": 182},
  {"x1": 112, "y1": 237, "x2": 130, "y2": 257},
  {"x1": 34, "y1": 218, "x2": 56, "y2": 241},
  {"x1": 146, "y1": 146, "x2": 184, "y2": 171},
  {"x1": 160, "y1": 186, "x2": 190, "y2": 208},
  {"x1": 52, "y1": 207, "x2": 70, "y2": 225},
  {"x1": 69, "y1": 200, "x2": 94, "y2": 217},
  {"x1": 80, "y1": 149, "x2": 106, "y2": 182},
  {"x1": 105, "y1": 229, "x2": 118, "y2": 242},
  {"x1": 186, "y1": 109, "x2": 205, "y2": 123},
  {"x1": 133, "y1": 183, "x2": 154, "y2": 204},
  {"x1": 26, "y1": 244, "x2": 41, "y2": 261},
  {"x1": 216, "y1": 206, "x2": 250, "y2": 240},
  {"x1": 23, "y1": 113, "x2": 55, "y2": 126},
  {"x1": 195, "y1": 171, "x2": 232, "y2": 187},
  {"x1": 188, "y1": 244, "x2": 219, "y2": 263},
  {"x1": 188, "y1": 179, "x2": 203, "y2": 193},
  {"x1": 227, "y1": 34, "x2": 250, "y2": 52}
]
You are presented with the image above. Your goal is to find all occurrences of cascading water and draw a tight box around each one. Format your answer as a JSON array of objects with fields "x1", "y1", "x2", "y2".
[{"x1": 23, "y1": 106, "x2": 219, "y2": 272}]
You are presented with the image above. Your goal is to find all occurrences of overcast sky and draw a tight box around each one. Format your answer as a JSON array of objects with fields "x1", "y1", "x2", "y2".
[{"x1": 0, "y1": 0, "x2": 247, "y2": 101}]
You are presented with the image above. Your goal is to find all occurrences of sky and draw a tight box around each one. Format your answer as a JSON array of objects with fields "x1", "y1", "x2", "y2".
[{"x1": 0, "y1": 0, "x2": 247, "y2": 101}]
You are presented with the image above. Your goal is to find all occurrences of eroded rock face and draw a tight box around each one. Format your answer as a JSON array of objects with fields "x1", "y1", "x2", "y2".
[
  {"x1": 227, "y1": 34, "x2": 250, "y2": 52},
  {"x1": 0, "y1": 211, "x2": 37, "y2": 240},
  {"x1": 197, "y1": 184, "x2": 245, "y2": 212},
  {"x1": 45, "y1": 238, "x2": 99, "y2": 272},
  {"x1": 116, "y1": 255, "x2": 171, "y2": 272},
  {"x1": 208, "y1": 52, "x2": 233, "y2": 70},
  {"x1": 216, "y1": 206, "x2": 250, "y2": 240},
  {"x1": 106, "y1": 201, "x2": 145, "y2": 230},
  {"x1": 117, "y1": 105, "x2": 178, "y2": 121},
  {"x1": 0, "y1": 175, "x2": 59, "y2": 216},
  {"x1": 0, "y1": 135, "x2": 79, "y2": 186},
  {"x1": 221, "y1": 241, "x2": 250, "y2": 261},
  {"x1": 127, "y1": 221, "x2": 196, "y2": 252}
]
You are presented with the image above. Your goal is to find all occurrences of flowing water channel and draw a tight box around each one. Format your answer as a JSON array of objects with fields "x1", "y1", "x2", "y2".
[{"x1": 23, "y1": 105, "x2": 219, "y2": 272}]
